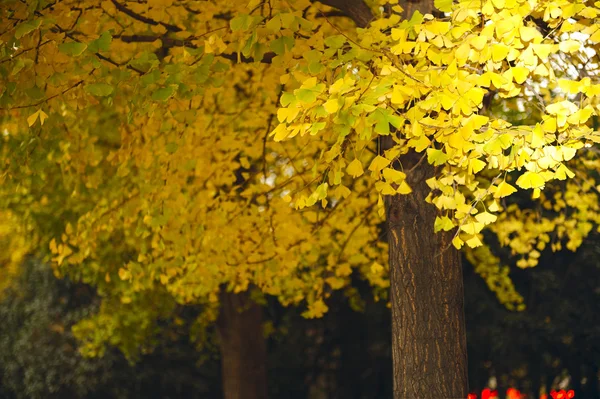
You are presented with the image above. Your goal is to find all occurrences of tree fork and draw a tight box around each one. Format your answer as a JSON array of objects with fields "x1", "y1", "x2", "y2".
[{"x1": 217, "y1": 289, "x2": 268, "y2": 399}]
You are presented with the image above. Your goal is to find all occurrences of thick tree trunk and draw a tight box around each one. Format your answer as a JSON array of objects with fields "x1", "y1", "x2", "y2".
[
  {"x1": 217, "y1": 289, "x2": 268, "y2": 399},
  {"x1": 386, "y1": 154, "x2": 469, "y2": 399},
  {"x1": 317, "y1": 0, "x2": 469, "y2": 397}
]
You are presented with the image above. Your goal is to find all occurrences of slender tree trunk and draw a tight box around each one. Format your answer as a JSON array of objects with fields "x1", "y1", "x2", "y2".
[
  {"x1": 217, "y1": 289, "x2": 268, "y2": 399},
  {"x1": 386, "y1": 153, "x2": 469, "y2": 399}
]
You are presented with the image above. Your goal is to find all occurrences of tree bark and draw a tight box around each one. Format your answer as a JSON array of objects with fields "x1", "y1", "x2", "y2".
[
  {"x1": 386, "y1": 153, "x2": 468, "y2": 399},
  {"x1": 217, "y1": 289, "x2": 268, "y2": 399}
]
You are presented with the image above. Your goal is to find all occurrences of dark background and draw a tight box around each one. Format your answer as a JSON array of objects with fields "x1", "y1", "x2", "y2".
[{"x1": 1, "y1": 236, "x2": 599, "y2": 399}]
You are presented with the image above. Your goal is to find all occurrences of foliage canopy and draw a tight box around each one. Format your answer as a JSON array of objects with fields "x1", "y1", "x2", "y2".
[{"x1": 3, "y1": 0, "x2": 600, "y2": 355}]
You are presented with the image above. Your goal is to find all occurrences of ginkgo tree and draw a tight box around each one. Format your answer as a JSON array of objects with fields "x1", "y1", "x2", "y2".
[
  {"x1": 0, "y1": 1, "x2": 388, "y2": 398},
  {"x1": 3, "y1": 0, "x2": 600, "y2": 397},
  {"x1": 246, "y1": 0, "x2": 600, "y2": 396}
]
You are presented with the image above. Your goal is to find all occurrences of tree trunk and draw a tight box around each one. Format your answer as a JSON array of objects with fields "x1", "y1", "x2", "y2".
[
  {"x1": 217, "y1": 289, "x2": 268, "y2": 399},
  {"x1": 390, "y1": 0, "x2": 469, "y2": 395},
  {"x1": 317, "y1": 0, "x2": 469, "y2": 397},
  {"x1": 386, "y1": 153, "x2": 469, "y2": 399}
]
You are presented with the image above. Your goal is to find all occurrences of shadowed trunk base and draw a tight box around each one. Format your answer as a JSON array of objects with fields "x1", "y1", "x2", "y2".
[{"x1": 217, "y1": 290, "x2": 268, "y2": 399}]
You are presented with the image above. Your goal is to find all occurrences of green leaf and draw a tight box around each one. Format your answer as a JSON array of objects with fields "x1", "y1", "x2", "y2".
[
  {"x1": 427, "y1": 148, "x2": 449, "y2": 166},
  {"x1": 303, "y1": 50, "x2": 322, "y2": 63},
  {"x1": 242, "y1": 31, "x2": 257, "y2": 56},
  {"x1": 15, "y1": 20, "x2": 41, "y2": 39},
  {"x1": 370, "y1": 108, "x2": 401, "y2": 136},
  {"x1": 84, "y1": 83, "x2": 114, "y2": 97},
  {"x1": 129, "y1": 51, "x2": 160, "y2": 72},
  {"x1": 280, "y1": 92, "x2": 295, "y2": 107},
  {"x1": 212, "y1": 61, "x2": 229, "y2": 72},
  {"x1": 294, "y1": 89, "x2": 320, "y2": 103},
  {"x1": 152, "y1": 85, "x2": 177, "y2": 101},
  {"x1": 230, "y1": 14, "x2": 252, "y2": 32},
  {"x1": 25, "y1": 85, "x2": 45, "y2": 100},
  {"x1": 10, "y1": 58, "x2": 33, "y2": 76},
  {"x1": 310, "y1": 122, "x2": 326, "y2": 135},
  {"x1": 165, "y1": 142, "x2": 178, "y2": 153},
  {"x1": 141, "y1": 69, "x2": 161, "y2": 86},
  {"x1": 265, "y1": 16, "x2": 281, "y2": 32},
  {"x1": 280, "y1": 13, "x2": 298, "y2": 31},
  {"x1": 324, "y1": 35, "x2": 346, "y2": 49},
  {"x1": 407, "y1": 11, "x2": 424, "y2": 26},
  {"x1": 435, "y1": 0, "x2": 453, "y2": 12},
  {"x1": 58, "y1": 41, "x2": 88, "y2": 56},
  {"x1": 270, "y1": 36, "x2": 294, "y2": 55},
  {"x1": 88, "y1": 31, "x2": 112, "y2": 52},
  {"x1": 308, "y1": 61, "x2": 323, "y2": 74}
]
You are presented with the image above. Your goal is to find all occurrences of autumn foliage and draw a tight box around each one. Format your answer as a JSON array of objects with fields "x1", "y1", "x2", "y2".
[{"x1": 2, "y1": 0, "x2": 600, "y2": 396}]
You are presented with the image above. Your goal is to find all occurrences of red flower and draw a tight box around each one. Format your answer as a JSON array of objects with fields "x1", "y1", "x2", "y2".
[
  {"x1": 467, "y1": 394, "x2": 478, "y2": 399},
  {"x1": 507, "y1": 388, "x2": 522, "y2": 399},
  {"x1": 550, "y1": 390, "x2": 575, "y2": 399},
  {"x1": 481, "y1": 388, "x2": 498, "y2": 399}
]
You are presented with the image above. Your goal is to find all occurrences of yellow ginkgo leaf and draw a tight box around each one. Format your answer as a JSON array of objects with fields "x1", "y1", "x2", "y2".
[
  {"x1": 491, "y1": 44, "x2": 510, "y2": 62},
  {"x1": 371, "y1": 262, "x2": 384, "y2": 274},
  {"x1": 559, "y1": 39, "x2": 580, "y2": 53},
  {"x1": 542, "y1": 117, "x2": 556, "y2": 133},
  {"x1": 452, "y1": 236, "x2": 464, "y2": 249},
  {"x1": 532, "y1": 43, "x2": 554, "y2": 60},
  {"x1": 511, "y1": 66, "x2": 529, "y2": 84},
  {"x1": 475, "y1": 211, "x2": 497, "y2": 225},
  {"x1": 470, "y1": 36, "x2": 487, "y2": 51},
  {"x1": 434, "y1": 215, "x2": 455, "y2": 232},
  {"x1": 530, "y1": 124, "x2": 545, "y2": 148},
  {"x1": 494, "y1": 180, "x2": 517, "y2": 198},
  {"x1": 346, "y1": 159, "x2": 364, "y2": 177},
  {"x1": 516, "y1": 171, "x2": 545, "y2": 189},
  {"x1": 469, "y1": 158, "x2": 486, "y2": 174},
  {"x1": 561, "y1": 146, "x2": 577, "y2": 161},
  {"x1": 558, "y1": 79, "x2": 582, "y2": 94},
  {"x1": 461, "y1": 221, "x2": 484, "y2": 235},
  {"x1": 277, "y1": 107, "x2": 299, "y2": 123},
  {"x1": 410, "y1": 135, "x2": 431, "y2": 152},
  {"x1": 323, "y1": 99, "x2": 339, "y2": 114},
  {"x1": 488, "y1": 200, "x2": 501, "y2": 212},
  {"x1": 368, "y1": 155, "x2": 391, "y2": 172},
  {"x1": 376, "y1": 181, "x2": 397, "y2": 195},
  {"x1": 465, "y1": 234, "x2": 483, "y2": 248},
  {"x1": 519, "y1": 26, "x2": 540, "y2": 42},
  {"x1": 39, "y1": 110, "x2": 48, "y2": 125},
  {"x1": 396, "y1": 181, "x2": 412, "y2": 194},
  {"x1": 271, "y1": 124, "x2": 290, "y2": 141},
  {"x1": 27, "y1": 109, "x2": 48, "y2": 127},
  {"x1": 382, "y1": 167, "x2": 406, "y2": 183}
]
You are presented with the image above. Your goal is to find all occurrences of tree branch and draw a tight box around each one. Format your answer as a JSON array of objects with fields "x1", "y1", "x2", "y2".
[
  {"x1": 110, "y1": 0, "x2": 182, "y2": 32},
  {"x1": 312, "y1": 0, "x2": 374, "y2": 28}
]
